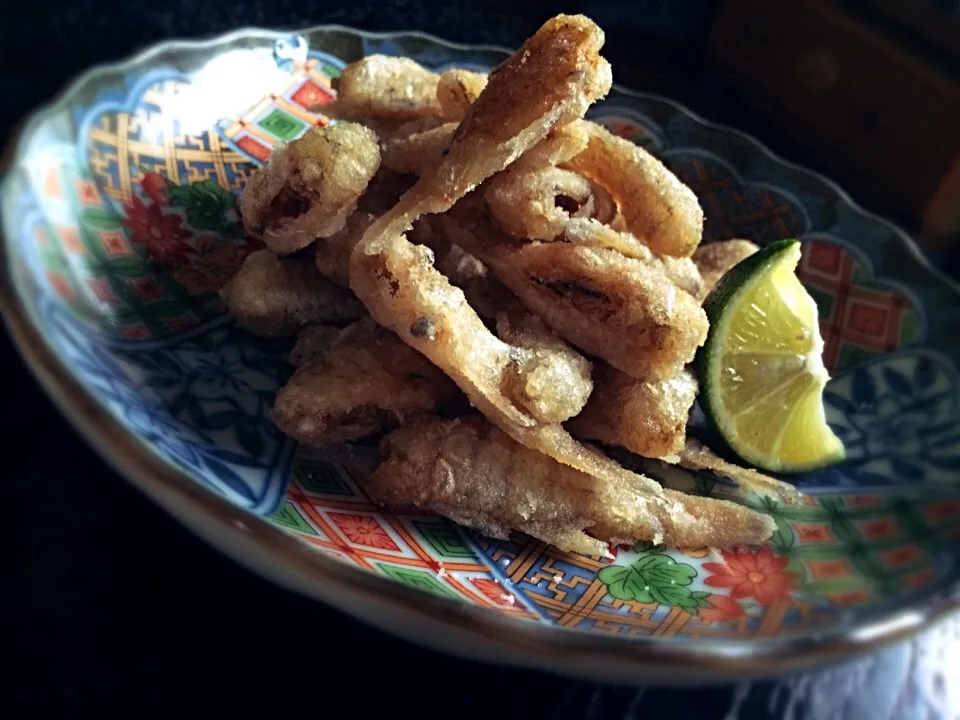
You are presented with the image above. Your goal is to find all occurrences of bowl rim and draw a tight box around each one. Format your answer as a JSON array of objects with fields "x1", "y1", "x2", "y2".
[{"x1": 2, "y1": 24, "x2": 959, "y2": 683}]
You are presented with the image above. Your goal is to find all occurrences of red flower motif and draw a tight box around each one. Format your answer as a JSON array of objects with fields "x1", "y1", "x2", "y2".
[
  {"x1": 697, "y1": 593, "x2": 746, "y2": 623},
  {"x1": 123, "y1": 195, "x2": 192, "y2": 266},
  {"x1": 327, "y1": 513, "x2": 399, "y2": 551},
  {"x1": 703, "y1": 546, "x2": 798, "y2": 607},
  {"x1": 172, "y1": 236, "x2": 240, "y2": 295},
  {"x1": 140, "y1": 171, "x2": 169, "y2": 205}
]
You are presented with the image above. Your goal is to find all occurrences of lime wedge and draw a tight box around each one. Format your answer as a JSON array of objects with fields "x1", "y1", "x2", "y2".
[{"x1": 696, "y1": 239, "x2": 845, "y2": 473}]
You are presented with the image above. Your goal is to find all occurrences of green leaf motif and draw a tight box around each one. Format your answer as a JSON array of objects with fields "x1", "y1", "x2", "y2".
[
  {"x1": 168, "y1": 180, "x2": 236, "y2": 231},
  {"x1": 633, "y1": 540, "x2": 665, "y2": 554},
  {"x1": 82, "y1": 208, "x2": 124, "y2": 232},
  {"x1": 598, "y1": 553, "x2": 699, "y2": 608},
  {"x1": 102, "y1": 256, "x2": 148, "y2": 278},
  {"x1": 597, "y1": 565, "x2": 654, "y2": 603},
  {"x1": 691, "y1": 590, "x2": 712, "y2": 609},
  {"x1": 654, "y1": 584, "x2": 701, "y2": 608}
]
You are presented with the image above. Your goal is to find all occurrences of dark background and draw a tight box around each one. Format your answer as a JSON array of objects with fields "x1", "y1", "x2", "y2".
[{"x1": 2, "y1": 1, "x2": 956, "y2": 717}]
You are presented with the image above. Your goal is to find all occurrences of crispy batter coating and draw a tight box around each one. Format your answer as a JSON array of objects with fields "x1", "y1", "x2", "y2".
[
  {"x1": 568, "y1": 366, "x2": 697, "y2": 459},
  {"x1": 272, "y1": 318, "x2": 460, "y2": 446},
  {"x1": 385, "y1": 115, "x2": 447, "y2": 139},
  {"x1": 288, "y1": 324, "x2": 342, "y2": 368},
  {"x1": 484, "y1": 163, "x2": 696, "y2": 276},
  {"x1": 221, "y1": 250, "x2": 364, "y2": 337},
  {"x1": 479, "y1": 137, "x2": 705, "y2": 294},
  {"x1": 433, "y1": 240, "x2": 594, "y2": 423},
  {"x1": 677, "y1": 438, "x2": 799, "y2": 500},
  {"x1": 239, "y1": 124, "x2": 381, "y2": 254},
  {"x1": 508, "y1": 119, "x2": 592, "y2": 173},
  {"x1": 357, "y1": 168, "x2": 415, "y2": 215},
  {"x1": 326, "y1": 55, "x2": 442, "y2": 121},
  {"x1": 349, "y1": 14, "x2": 612, "y2": 434},
  {"x1": 351, "y1": 231, "x2": 531, "y2": 426},
  {"x1": 350, "y1": 226, "x2": 722, "y2": 538},
  {"x1": 659, "y1": 256, "x2": 705, "y2": 299},
  {"x1": 692, "y1": 239, "x2": 760, "y2": 300},
  {"x1": 564, "y1": 121, "x2": 703, "y2": 257},
  {"x1": 314, "y1": 211, "x2": 437, "y2": 289},
  {"x1": 344, "y1": 17, "x2": 777, "y2": 549},
  {"x1": 446, "y1": 208, "x2": 708, "y2": 379},
  {"x1": 486, "y1": 165, "x2": 597, "y2": 241},
  {"x1": 380, "y1": 122, "x2": 458, "y2": 176},
  {"x1": 481, "y1": 121, "x2": 614, "y2": 245},
  {"x1": 350, "y1": 228, "x2": 627, "y2": 481},
  {"x1": 218, "y1": 15, "x2": 798, "y2": 559},
  {"x1": 437, "y1": 69, "x2": 489, "y2": 122},
  {"x1": 365, "y1": 416, "x2": 776, "y2": 554},
  {"x1": 497, "y1": 310, "x2": 594, "y2": 423},
  {"x1": 356, "y1": 14, "x2": 612, "y2": 249},
  {"x1": 492, "y1": 242, "x2": 707, "y2": 378},
  {"x1": 315, "y1": 212, "x2": 376, "y2": 287}
]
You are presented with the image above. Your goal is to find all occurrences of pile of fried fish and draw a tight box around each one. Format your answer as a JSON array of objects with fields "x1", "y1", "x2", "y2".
[{"x1": 221, "y1": 15, "x2": 794, "y2": 556}]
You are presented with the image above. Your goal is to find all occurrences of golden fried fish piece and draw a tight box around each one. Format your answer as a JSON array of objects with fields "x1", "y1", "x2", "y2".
[
  {"x1": 349, "y1": 15, "x2": 610, "y2": 427},
  {"x1": 221, "y1": 250, "x2": 364, "y2": 337},
  {"x1": 380, "y1": 122, "x2": 458, "y2": 177},
  {"x1": 564, "y1": 121, "x2": 703, "y2": 258},
  {"x1": 485, "y1": 165, "x2": 599, "y2": 241},
  {"x1": 658, "y1": 255, "x2": 705, "y2": 299},
  {"x1": 481, "y1": 120, "x2": 615, "y2": 245},
  {"x1": 348, "y1": 17, "x2": 691, "y2": 496},
  {"x1": 325, "y1": 55, "x2": 442, "y2": 121},
  {"x1": 504, "y1": 118, "x2": 592, "y2": 174},
  {"x1": 433, "y1": 239, "x2": 594, "y2": 423},
  {"x1": 350, "y1": 228, "x2": 624, "y2": 481},
  {"x1": 272, "y1": 318, "x2": 460, "y2": 447},
  {"x1": 492, "y1": 242, "x2": 707, "y2": 378},
  {"x1": 288, "y1": 324, "x2": 342, "y2": 368},
  {"x1": 351, "y1": 231, "x2": 530, "y2": 427},
  {"x1": 357, "y1": 14, "x2": 612, "y2": 249},
  {"x1": 479, "y1": 136, "x2": 704, "y2": 295},
  {"x1": 677, "y1": 438, "x2": 799, "y2": 500},
  {"x1": 497, "y1": 310, "x2": 594, "y2": 424},
  {"x1": 315, "y1": 212, "x2": 377, "y2": 287},
  {"x1": 239, "y1": 124, "x2": 381, "y2": 254},
  {"x1": 365, "y1": 416, "x2": 776, "y2": 554},
  {"x1": 357, "y1": 168, "x2": 416, "y2": 215},
  {"x1": 351, "y1": 227, "x2": 730, "y2": 544},
  {"x1": 447, "y1": 209, "x2": 708, "y2": 380},
  {"x1": 484, "y1": 164, "x2": 700, "y2": 286},
  {"x1": 315, "y1": 211, "x2": 436, "y2": 290},
  {"x1": 437, "y1": 69, "x2": 489, "y2": 122},
  {"x1": 692, "y1": 238, "x2": 760, "y2": 300},
  {"x1": 568, "y1": 365, "x2": 698, "y2": 459}
]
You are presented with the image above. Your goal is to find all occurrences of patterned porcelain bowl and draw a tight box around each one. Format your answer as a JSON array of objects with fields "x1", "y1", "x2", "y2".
[{"x1": 3, "y1": 27, "x2": 959, "y2": 685}]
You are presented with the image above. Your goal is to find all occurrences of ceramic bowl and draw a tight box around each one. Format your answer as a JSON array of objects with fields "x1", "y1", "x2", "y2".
[{"x1": 3, "y1": 26, "x2": 959, "y2": 685}]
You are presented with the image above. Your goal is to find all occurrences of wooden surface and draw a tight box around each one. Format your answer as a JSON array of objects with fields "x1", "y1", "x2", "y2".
[{"x1": 710, "y1": 0, "x2": 960, "y2": 241}]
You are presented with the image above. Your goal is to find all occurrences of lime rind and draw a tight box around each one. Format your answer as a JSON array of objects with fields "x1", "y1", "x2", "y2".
[{"x1": 697, "y1": 239, "x2": 846, "y2": 474}]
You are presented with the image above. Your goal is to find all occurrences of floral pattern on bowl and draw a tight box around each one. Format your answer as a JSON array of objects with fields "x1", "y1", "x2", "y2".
[{"x1": 2, "y1": 27, "x2": 959, "y2": 679}]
